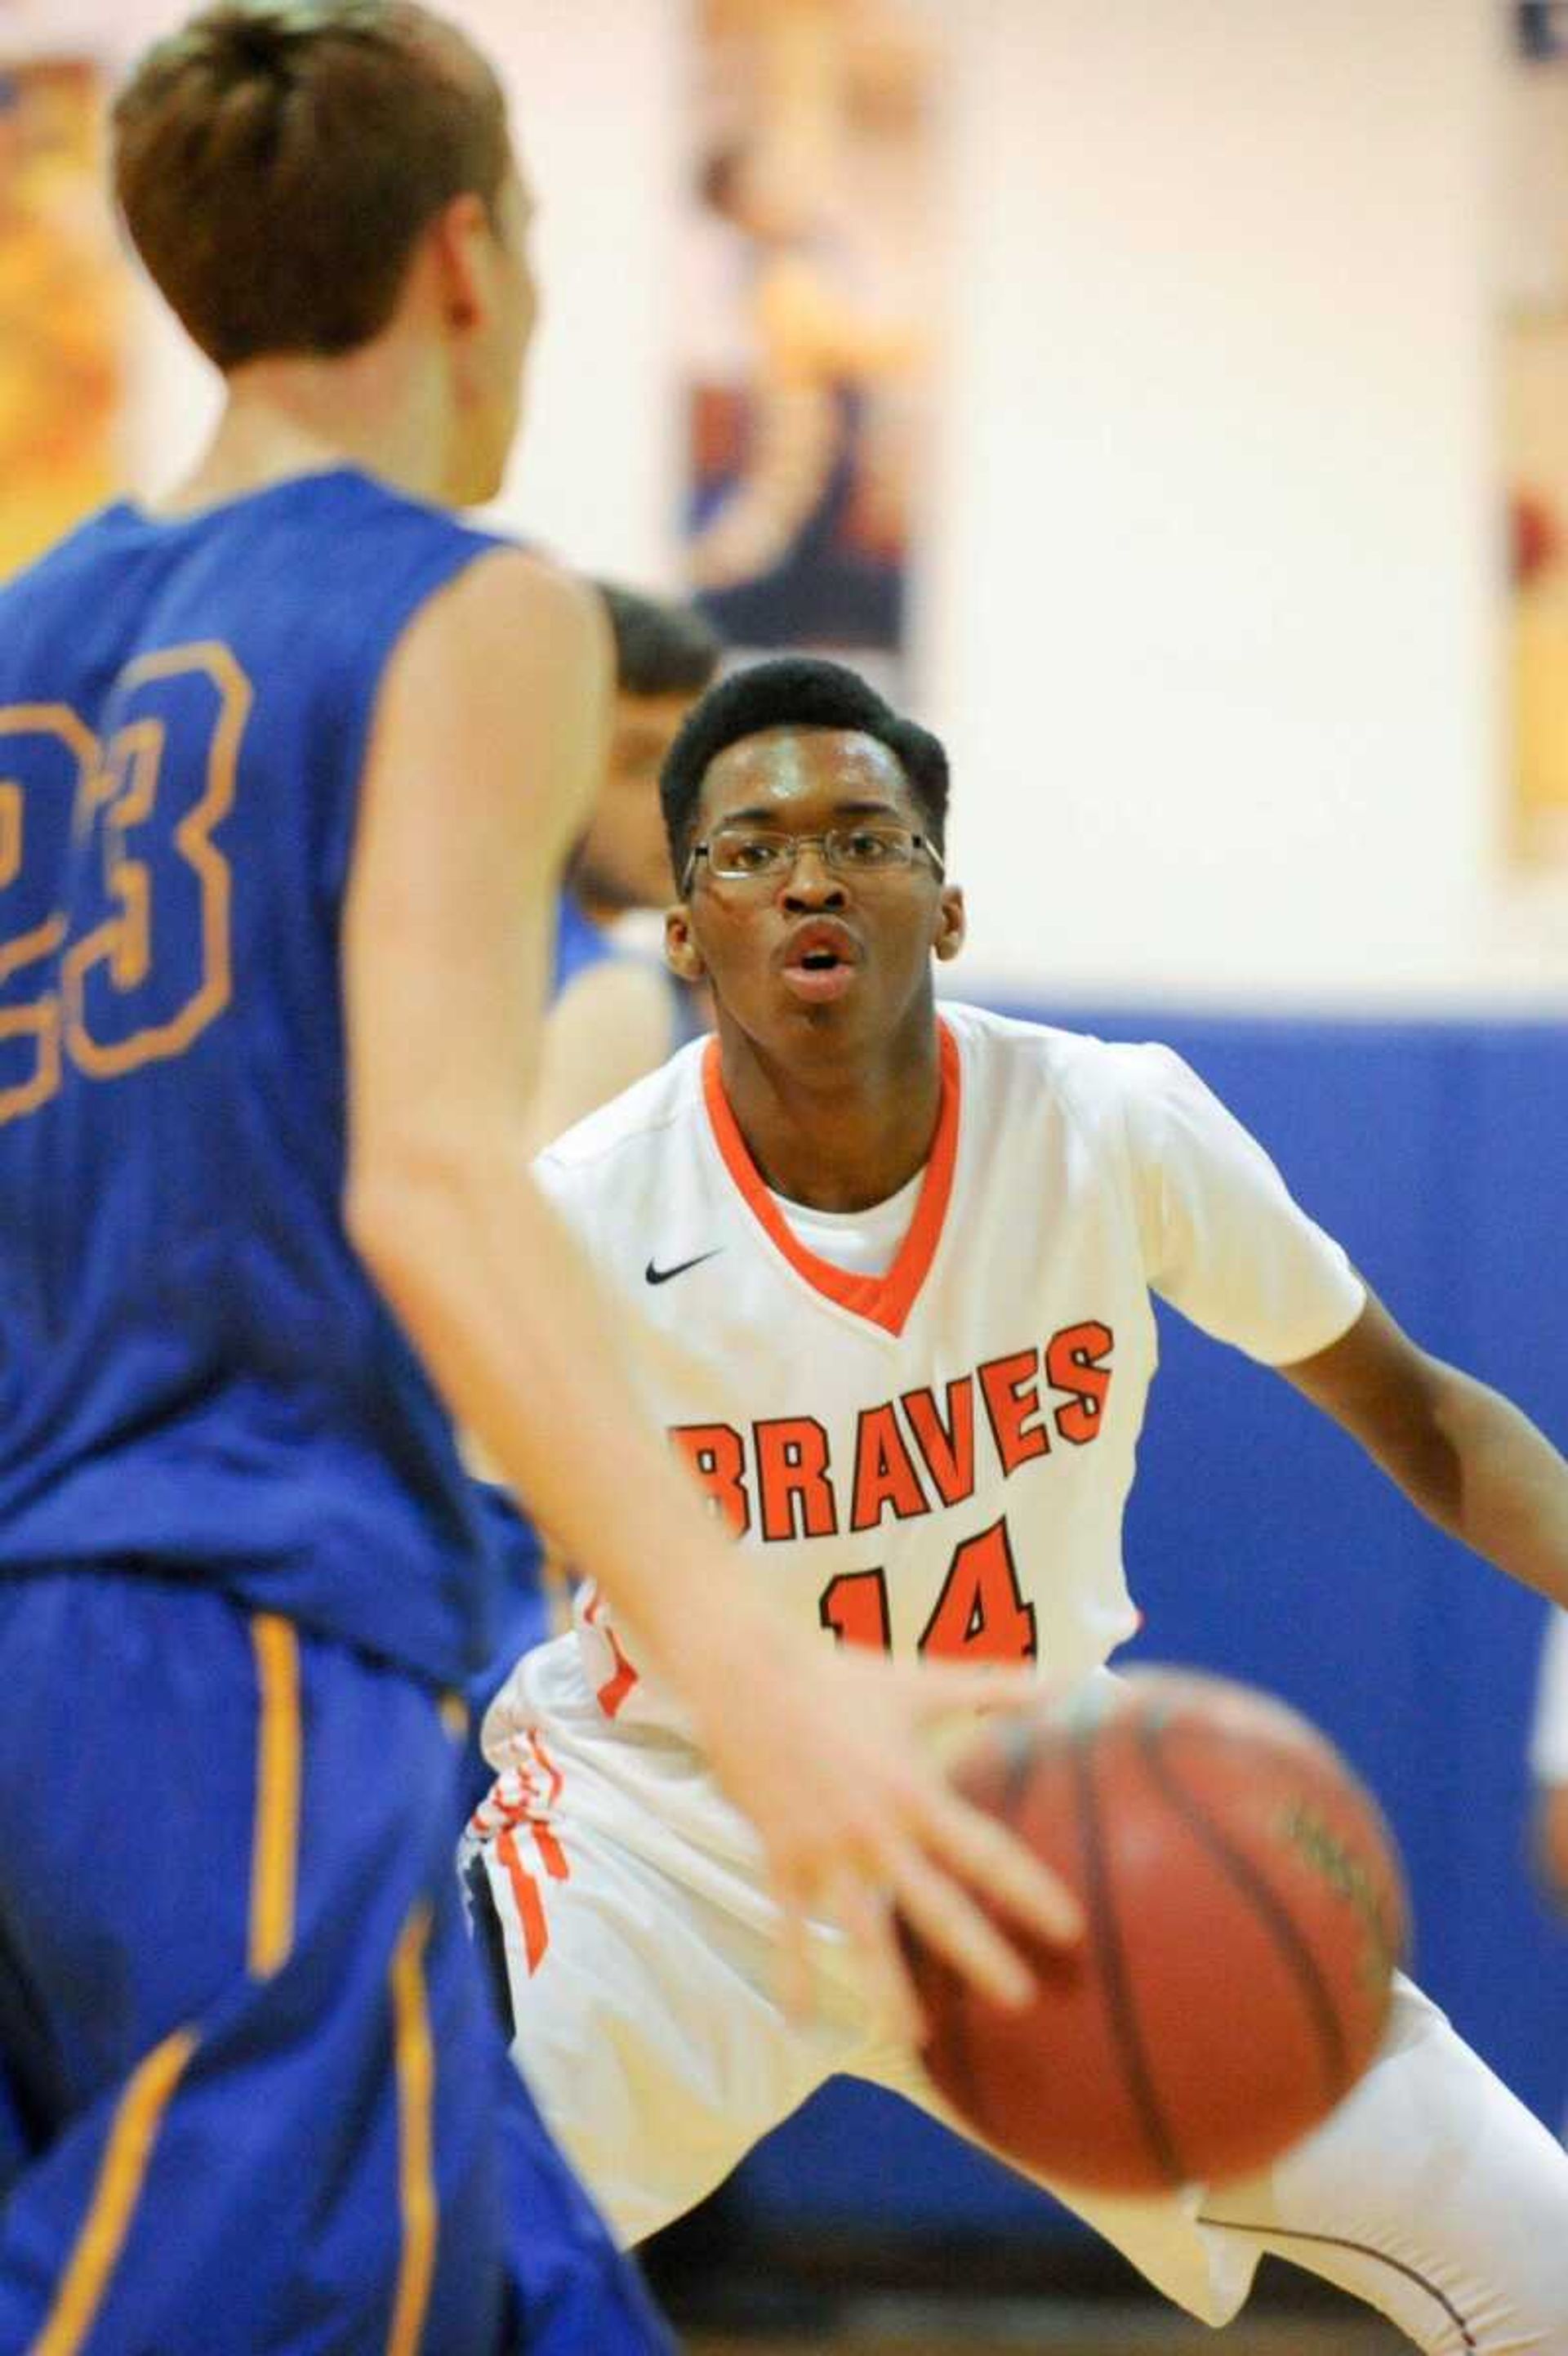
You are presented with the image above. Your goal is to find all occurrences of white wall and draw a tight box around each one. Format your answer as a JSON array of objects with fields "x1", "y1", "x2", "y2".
[
  {"x1": 33, "y1": 0, "x2": 1568, "y2": 1009},
  {"x1": 91, "y1": 0, "x2": 685, "y2": 582},
  {"x1": 458, "y1": 0, "x2": 685, "y2": 581},
  {"x1": 921, "y1": 0, "x2": 1543, "y2": 1009}
]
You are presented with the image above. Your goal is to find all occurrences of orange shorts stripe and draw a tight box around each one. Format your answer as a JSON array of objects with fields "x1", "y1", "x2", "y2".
[
  {"x1": 29, "y1": 2028, "x2": 199, "y2": 2356},
  {"x1": 496, "y1": 1827, "x2": 548, "y2": 1974},
  {"x1": 528, "y1": 1820, "x2": 568, "y2": 1883},
  {"x1": 581, "y1": 1587, "x2": 639, "y2": 1717},
  {"x1": 385, "y1": 1903, "x2": 437, "y2": 2356},
  {"x1": 247, "y1": 1613, "x2": 301, "y2": 1979},
  {"x1": 523, "y1": 1729, "x2": 563, "y2": 1809}
]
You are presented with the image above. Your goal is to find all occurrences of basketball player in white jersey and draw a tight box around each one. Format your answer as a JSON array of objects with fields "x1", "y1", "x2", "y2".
[{"x1": 468, "y1": 658, "x2": 1568, "y2": 2352}]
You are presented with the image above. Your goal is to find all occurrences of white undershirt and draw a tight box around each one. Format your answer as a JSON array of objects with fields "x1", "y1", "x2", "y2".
[{"x1": 767, "y1": 1165, "x2": 926, "y2": 1278}]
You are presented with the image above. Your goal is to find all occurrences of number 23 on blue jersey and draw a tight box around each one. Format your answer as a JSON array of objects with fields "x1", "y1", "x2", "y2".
[{"x1": 0, "y1": 640, "x2": 252, "y2": 1127}]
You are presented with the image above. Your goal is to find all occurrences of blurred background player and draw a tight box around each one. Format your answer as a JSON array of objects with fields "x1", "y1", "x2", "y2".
[
  {"x1": 470, "y1": 657, "x2": 1568, "y2": 2354},
  {"x1": 534, "y1": 582, "x2": 722, "y2": 1144},
  {"x1": 0, "y1": 11, "x2": 1080, "y2": 2350}
]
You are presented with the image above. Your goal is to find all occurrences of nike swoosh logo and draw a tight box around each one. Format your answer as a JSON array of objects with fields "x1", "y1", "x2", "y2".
[{"x1": 644, "y1": 1249, "x2": 724, "y2": 1286}]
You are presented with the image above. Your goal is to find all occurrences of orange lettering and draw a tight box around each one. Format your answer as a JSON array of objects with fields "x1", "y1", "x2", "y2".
[
  {"x1": 755, "y1": 1416, "x2": 837, "y2": 1542},
  {"x1": 918, "y1": 1519, "x2": 1037, "y2": 1662},
  {"x1": 978, "y1": 1350, "x2": 1050, "y2": 1476},
  {"x1": 670, "y1": 1422, "x2": 750, "y2": 1537},
  {"x1": 849, "y1": 1402, "x2": 929, "y2": 1531},
  {"x1": 1046, "y1": 1320, "x2": 1114, "y2": 1445},
  {"x1": 818, "y1": 1566, "x2": 892, "y2": 1649},
  {"x1": 901, "y1": 1378, "x2": 977, "y2": 1506}
]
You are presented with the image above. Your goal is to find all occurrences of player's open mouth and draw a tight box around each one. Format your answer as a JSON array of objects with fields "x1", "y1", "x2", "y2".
[{"x1": 780, "y1": 921, "x2": 862, "y2": 1003}]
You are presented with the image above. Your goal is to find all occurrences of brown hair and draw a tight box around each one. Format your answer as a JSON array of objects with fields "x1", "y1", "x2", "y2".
[{"x1": 113, "y1": 1, "x2": 511, "y2": 368}]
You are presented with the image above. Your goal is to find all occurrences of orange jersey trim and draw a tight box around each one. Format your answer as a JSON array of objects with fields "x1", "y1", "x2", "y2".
[{"x1": 701, "y1": 1020, "x2": 961, "y2": 1338}]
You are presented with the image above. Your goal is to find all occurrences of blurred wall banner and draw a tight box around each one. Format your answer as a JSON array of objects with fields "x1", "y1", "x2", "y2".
[
  {"x1": 1504, "y1": 2, "x2": 1568, "y2": 868},
  {"x1": 683, "y1": 0, "x2": 939, "y2": 682},
  {"x1": 0, "y1": 55, "x2": 122, "y2": 583}
]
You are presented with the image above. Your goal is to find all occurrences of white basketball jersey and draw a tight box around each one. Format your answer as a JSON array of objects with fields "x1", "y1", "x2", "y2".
[{"x1": 488, "y1": 1004, "x2": 1363, "y2": 1772}]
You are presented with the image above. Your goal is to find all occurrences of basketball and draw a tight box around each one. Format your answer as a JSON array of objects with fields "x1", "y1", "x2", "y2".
[{"x1": 903, "y1": 1668, "x2": 1409, "y2": 2195}]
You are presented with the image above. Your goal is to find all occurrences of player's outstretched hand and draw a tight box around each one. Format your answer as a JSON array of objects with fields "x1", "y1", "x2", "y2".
[{"x1": 688, "y1": 1633, "x2": 1083, "y2": 2041}]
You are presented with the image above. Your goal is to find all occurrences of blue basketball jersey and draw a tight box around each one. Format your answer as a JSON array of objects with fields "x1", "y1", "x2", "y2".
[{"x1": 0, "y1": 470, "x2": 511, "y2": 1685}]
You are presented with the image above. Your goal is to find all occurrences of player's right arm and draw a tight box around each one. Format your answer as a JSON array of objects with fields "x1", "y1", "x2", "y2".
[
  {"x1": 1124, "y1": 1043, "x2": 1568, "y2": 1608},
  {"x1": 341, "y1": 547, "x2": 1080, "y2": 2025}
]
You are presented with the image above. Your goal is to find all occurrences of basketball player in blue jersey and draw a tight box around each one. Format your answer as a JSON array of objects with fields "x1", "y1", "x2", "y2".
[{"x1": 0, "y1": 9, "x2": 1077, "y2": 2350}]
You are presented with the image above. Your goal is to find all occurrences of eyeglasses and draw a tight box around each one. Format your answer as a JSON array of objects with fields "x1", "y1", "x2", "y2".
[{"x1": 680, "y1": 823, "x2": 943, "y2": 895}]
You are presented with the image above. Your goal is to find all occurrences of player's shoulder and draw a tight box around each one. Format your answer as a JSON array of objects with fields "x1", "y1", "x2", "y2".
[
  {"x1": 942, "y1": 999, "x2": 1192, "y2": 1124},
  {"x1": 381, "y1": 529, "x2": 595, "y2": 678},
  {"x1": 0, "y1": 503, "x2": 130, "y2": 628},
  {"x1": 417, "y1": 535, "x2": 590, "y2": 628},
  {"x1": 0, "y1": 505, "x2": 185, "y2": 708},
  {"x1": 534, "y1": 1036, "x2": 707, "y2": 1185}
]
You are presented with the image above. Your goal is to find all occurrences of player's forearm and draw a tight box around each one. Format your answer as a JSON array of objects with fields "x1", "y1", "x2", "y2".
[
  {"x1": 347, "y1": 1134, "x2": 790, "y2": 1693},
  {"x1": 1396, "y1": 1365, "x2": 1568, "y2": 1608}
]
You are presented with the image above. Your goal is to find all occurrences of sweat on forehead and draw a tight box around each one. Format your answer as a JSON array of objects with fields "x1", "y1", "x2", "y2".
[{"x1": 702, "y1": 726, "x2": 908, "y2": 805}]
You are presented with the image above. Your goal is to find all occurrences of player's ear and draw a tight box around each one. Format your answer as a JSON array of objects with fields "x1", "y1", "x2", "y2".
[
  {"x1": 933, "y1": 885, "x2": 965, "y2": 963},
  {"x1": 425, "y1": 190, "x2": 493, "y2": 338},
  {"x1": 666, "y1": 905, "x2": 706, "y2": 980}
]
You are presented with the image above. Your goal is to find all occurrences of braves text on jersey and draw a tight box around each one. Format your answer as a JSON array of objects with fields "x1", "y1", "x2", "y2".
[{"x1": 481, "y1": 1004, "x2": 1365, "y2": 1836}]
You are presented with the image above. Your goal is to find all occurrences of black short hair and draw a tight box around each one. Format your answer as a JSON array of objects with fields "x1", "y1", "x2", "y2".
[
  {"x1": 595, "y1": 583, "x2": 723, "y2": 699},
  {"x1": 660, "y1": 655, "x2": 949, "y2": 879}
]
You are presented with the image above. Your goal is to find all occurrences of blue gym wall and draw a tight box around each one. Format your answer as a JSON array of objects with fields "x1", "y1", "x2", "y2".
[{"x1": 725, "y1": 1006, "x2": 1568, "y2": 2241}]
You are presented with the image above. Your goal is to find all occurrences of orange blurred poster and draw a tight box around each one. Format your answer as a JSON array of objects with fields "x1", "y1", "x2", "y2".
[
  {"x1": 683, "y1": 0, "x2": 939, "y2": 674},
  {"x1": 0, "y1": 57, "x2": 122, "y2": 582}
]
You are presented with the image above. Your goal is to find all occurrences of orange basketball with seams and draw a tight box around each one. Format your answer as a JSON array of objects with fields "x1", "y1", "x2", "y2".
[{"x1": 903, "y1": 1668, "x2": 1408, "y2": 2193}]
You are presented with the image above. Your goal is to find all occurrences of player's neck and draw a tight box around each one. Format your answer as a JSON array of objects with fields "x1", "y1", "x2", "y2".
[
  {"x1": 154, "y1": 350, "x2": 456, "y2": 516},
  {"x1": 715, "y1": 1006, "x2": 943, "y2": 1213}
]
